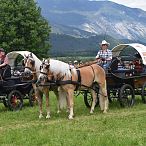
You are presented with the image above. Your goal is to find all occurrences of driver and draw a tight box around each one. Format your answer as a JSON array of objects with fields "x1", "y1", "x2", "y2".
[
  {"x1": 96, "y1": 40, "x2": 112, "y2": 69},
  {"x1": 0, "y1": 48, "x2": 9, "y2": 77}
]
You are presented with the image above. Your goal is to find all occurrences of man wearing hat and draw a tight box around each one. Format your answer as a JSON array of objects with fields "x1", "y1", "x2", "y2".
[
  {"x1": 96, "y1": 40, "x2": 112, "y2": 69},
  {"x1": 0, "y1": 48, "x2": 9, "y2": 77}
]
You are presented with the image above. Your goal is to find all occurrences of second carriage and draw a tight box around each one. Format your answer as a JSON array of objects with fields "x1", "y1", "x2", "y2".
[
  {"x1": 0, "y1": 51, "x2": 36, "y2": 111},
  {"x1": 84, "y1": 43, "x2": 146, "y2": 108}
]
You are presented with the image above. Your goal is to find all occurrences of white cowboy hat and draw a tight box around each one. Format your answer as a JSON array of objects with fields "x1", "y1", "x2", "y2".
[
  {"x1": 74, "y1": 60, "x2": 78, "y2": 63},
  {"x1": 100, "y1": 40, "x2": 110, "y2": 46}
]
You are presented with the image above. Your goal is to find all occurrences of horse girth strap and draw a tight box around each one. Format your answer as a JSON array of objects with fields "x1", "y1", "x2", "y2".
[
  {"x1": 90, "y1": 65, "x2": 95, "y2": 82},
  {"x1": 75, "y1": 69, "x2": 81, "y2": 90}
]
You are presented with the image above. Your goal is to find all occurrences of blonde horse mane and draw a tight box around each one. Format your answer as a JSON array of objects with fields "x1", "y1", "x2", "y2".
[{"x1": 49, "y1": 59, "x2": 72, "y2": 78}]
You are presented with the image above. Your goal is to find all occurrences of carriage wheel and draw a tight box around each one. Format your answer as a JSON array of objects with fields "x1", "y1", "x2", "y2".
[
  {"x1": 74, "y1": 90, "x2": 81, "y2": 97},
  {"x1": 7, "y1": 90, "x2": 23, "y2": 111},
  {"x1": 119, "y1": 84, "x2": 135, "y2": 107},
  {"x1": 141, "y1": 82, "x2": 146, "y2": 103},
  {"x1": 84, "y1": 90, "x2": 99, "y2": 108},
  {"x1": 107, "y1": 90, "x2": 113, "y2": 103},
  {"x1": 29, "y1": 88, "x2": 38, "y2": 106}
]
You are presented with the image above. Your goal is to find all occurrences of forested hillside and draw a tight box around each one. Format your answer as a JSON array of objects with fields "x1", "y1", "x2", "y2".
[{"x1": 49, "y1": 33, "x2": 122, "y2": 57}]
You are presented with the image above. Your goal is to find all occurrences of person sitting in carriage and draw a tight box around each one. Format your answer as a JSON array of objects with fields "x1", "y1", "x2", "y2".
[
  {"x1": 133, "y1": 52, "x2": 143, "y2": 74},
  {"x1": 96, "y1": 40, "x2": 112, "y2": 69},
  {"x1": 0, "y1": 48, "x2": 10, "y2": 79}
]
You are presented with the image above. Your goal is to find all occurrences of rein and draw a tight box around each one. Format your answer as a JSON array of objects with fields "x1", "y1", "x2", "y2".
[
  {"x1": 24, "y1": 66, "x2": 40, "y2": 74},
  {"x1": 38, "y1": 79, "x2": 107, "y2": 98},
  {"x1": 40, "y1": 71, "x2": 48, "y2": 76},
  {"x1": 38, "y1": 79, "x2": 96, "y2": 92},
  {"x1": 24, "y1": 66, "x2": 33, "y2": 71},
  {"x1": 38, "y1": 61, "x2": 107, "y2": 97}
]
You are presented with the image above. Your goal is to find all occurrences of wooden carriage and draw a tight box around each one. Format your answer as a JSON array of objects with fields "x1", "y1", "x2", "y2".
[
  {"x1": 0, "y1": 51, "x2": 36, "y2": 111},
  {"x1": 84, "y1": 43, "x2": 146, "y2": 107}
]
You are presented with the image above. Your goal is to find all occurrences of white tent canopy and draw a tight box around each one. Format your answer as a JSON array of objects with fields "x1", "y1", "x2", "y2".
[
  {"x1": 6, "y1": 51, "x2": 39, "y2": 69},
  {"x1": 112, "y1": 43, "x2": 146, "y2": 65}
]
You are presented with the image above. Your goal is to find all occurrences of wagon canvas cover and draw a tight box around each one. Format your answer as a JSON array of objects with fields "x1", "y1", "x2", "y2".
[
  {"x1": 6, "y1": 51, "x2": 38, "y2": 69},
  {"x1": 112, "y1": 43, "x2": 146, "y2": 65}
]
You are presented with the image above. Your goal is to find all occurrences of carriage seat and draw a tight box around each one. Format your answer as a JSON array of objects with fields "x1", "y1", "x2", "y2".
[
  {"x1": 108, "y1": 57, "x2": 134, "y2": 76},
  {"x1": 108, "y1": 57, "x2": 119, "y2": 72}
]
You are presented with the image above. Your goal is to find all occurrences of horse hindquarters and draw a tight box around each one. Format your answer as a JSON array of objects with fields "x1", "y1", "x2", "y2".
[{"x1": 93, "y1": 65, "x2": 108, "y2": 113}]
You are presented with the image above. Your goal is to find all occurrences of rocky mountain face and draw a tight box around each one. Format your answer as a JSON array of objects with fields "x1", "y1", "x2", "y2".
[{"x1": 37, "y1": 0, "x2": 146, "y2": 42}]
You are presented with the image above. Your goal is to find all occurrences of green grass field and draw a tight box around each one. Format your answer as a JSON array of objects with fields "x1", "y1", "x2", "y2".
[{"x1": 0, "y1": 92, "x2": 146, "y2": 146}]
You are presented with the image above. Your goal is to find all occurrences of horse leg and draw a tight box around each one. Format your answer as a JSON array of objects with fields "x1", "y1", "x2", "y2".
[
  {"x1": 36, "y1": 89, "x2": 43, "y2": 119},
  {"x1": 58, "y1": 87, "x2": 68, "y2": 112},
  {"x1": 67, "y1": 89, "x2": 74, "y2": 120},
  {"x1": 66, "y1": 94, "x2": 70, "y2": 113},
  {"x1": 44, "y1": 88, "x2": 50, "y2": 119},
  {"x1": 99, "y1": 82, "x2": 108, "y2": 113},
  {"x1": 90, "y1": 89, "x2": 97, "y2": 114},
  {"x1": 53, "y1": 89, "x2": 61, "y2": 114}
]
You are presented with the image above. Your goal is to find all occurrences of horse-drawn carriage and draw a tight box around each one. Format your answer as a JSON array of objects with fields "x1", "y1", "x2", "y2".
[
  {"x1": 84, "y1": 43, "x2": 146, "y2": 108},
  {"x1": 0, "y1": 51, "x2": 35, "y2": 111},
  {"x1": 21, "y1": 43, "x2": 146, "y2": 119}
]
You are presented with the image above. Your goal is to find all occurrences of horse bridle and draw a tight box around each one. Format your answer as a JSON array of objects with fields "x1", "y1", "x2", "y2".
[
  {"x1": 24, "y1": 57, "x2": 36, "y2": 73},
  {"x1": 39, "y1": 61, "x2": 50, "y2": 77}
]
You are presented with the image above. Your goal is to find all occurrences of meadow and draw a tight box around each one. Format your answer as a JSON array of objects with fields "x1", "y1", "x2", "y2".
[{"x1": 0, "y1": 92, "x2": 146, "y2": 146}]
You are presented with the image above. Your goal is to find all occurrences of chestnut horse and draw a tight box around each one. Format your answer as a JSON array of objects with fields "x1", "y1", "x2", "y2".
[
  {"x1": 38, "y1": 59, "x2": 108, "y2": 119},
  {"x1": 23, "y1": 53, "x2": 66, "y2": 119}
]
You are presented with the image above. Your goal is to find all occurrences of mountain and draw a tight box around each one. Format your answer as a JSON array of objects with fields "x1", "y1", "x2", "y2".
[
  {"x1": 49, "y1": 33, "x2": 122, "y2": 57},
  {"x1": 37, "y1": 0, "x2": 146, "y2": 42}
]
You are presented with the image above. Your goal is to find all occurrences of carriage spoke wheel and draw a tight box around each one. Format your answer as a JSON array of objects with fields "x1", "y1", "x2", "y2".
[
  {"x1": 74, "y1": 91, "x2": 81, "y2": 97},
  {"x1": 84, "y1": 90, "x2": 99, "y2": 108},
  {"x1": 141, "y1": 82, "x2": 146, "y2": 103},
  {"x1": 29, "y1": 88, "x2": 38, "y2": 106},
  {"x1": 119, "y1": 84, "x2": 135, "y2": 107},
  {"x1": 8, "y1": 90, "x2": 23, "y2": 111}
]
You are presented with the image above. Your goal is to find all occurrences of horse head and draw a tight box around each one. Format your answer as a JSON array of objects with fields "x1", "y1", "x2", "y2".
[
  {"x1": 37, "y1": 58, "x2": 52, "y2": 84},
  {"x1": 23, "y1": 53, "x2": 36, "y2": 77}
]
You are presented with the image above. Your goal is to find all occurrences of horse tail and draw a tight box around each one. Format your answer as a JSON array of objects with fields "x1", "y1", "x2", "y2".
[{"x1": 58, "y1": 87, "x2": 67, "y2": 109}]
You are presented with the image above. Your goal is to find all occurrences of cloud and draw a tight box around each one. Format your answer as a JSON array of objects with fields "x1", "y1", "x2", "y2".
[{"x1": 109, "y1": 0, "x2": 146, "y2": 11}]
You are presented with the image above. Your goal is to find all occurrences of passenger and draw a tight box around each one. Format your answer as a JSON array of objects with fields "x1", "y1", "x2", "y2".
[
  {"x1": 96, "y1": 40, "x2": 112, "y2": 69},
  {"x1": 133, "y1": 52, "x2": 143, "y2": 74},
  {"x1": 133, "y1": 60, "x2": 143, "y2": 74},
  {"x1": 74, "y1": 60, "x2": 79, "y2": 68},
  {"x1": 69, "y1": 61, "x2": 74, "y2": 69},
  {"x1": 0, "y1": 48, "x2": 9, "y2": 77}
]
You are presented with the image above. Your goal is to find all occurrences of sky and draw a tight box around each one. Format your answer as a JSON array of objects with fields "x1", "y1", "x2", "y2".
[{"x1": 109, "y1": 0, "x2": 146, "y2": 11}]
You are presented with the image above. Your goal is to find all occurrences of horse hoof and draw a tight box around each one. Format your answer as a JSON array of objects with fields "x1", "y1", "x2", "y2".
[
  {"x1": 46, "y1": 115, "x2": 51, "y2": 119},
  {"x1": 68, "y1": 115, "x2": 74, "y2": 120},
  {"x1": 57, "y1": 110, "x2": 61, "y2": 114},
  {"x1": 90, "y1": 110, "x2": 94, "y2": 114},
  {"x1": 39, "y1": 115, "x2": 43, "y2": 119},
  {"x1": 103, "y1": 110, "x2": 107, "y2": 114}
]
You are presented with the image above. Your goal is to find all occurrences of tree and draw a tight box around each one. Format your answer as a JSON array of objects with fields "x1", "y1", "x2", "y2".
[{"x1": 0, "y1": 0, "x2": 51, "y2": 58}]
